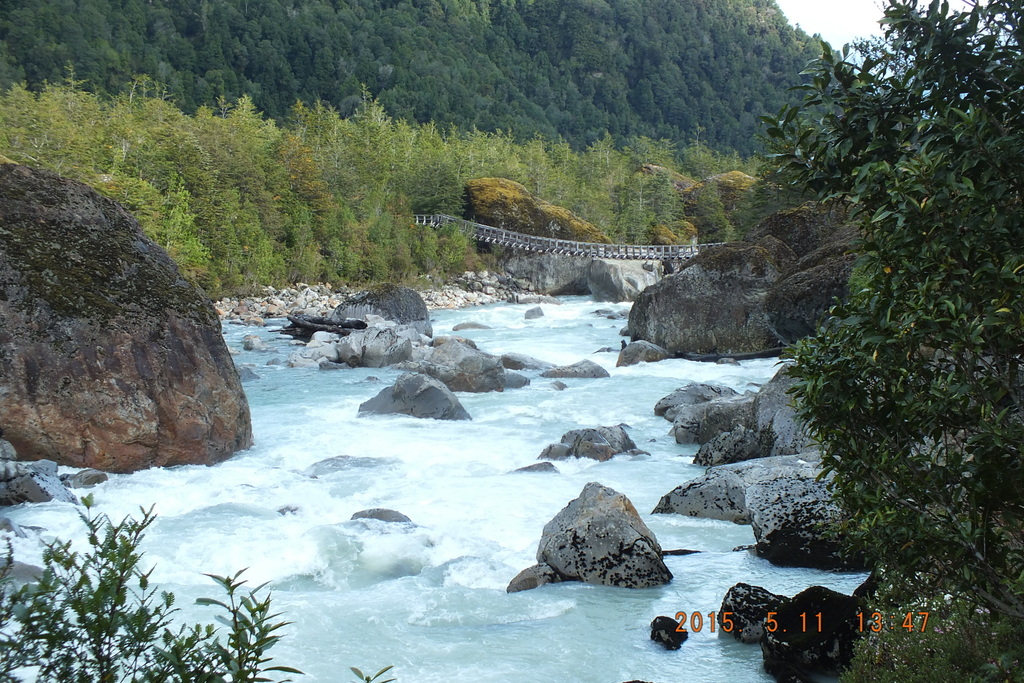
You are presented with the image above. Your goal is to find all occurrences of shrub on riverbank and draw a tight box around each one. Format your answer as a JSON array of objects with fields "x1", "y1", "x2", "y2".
[{"x1": 0, "y1": 498, "x2": 302, "y2": 682}]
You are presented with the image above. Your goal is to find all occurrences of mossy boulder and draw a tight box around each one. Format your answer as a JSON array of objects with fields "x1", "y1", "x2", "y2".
[
  {"x1": 331, "y1": 283, "x2": 432, "y2": 336},
  {"x1": 746, "y1": 202, "x2": 849, "y2": 258},
  {"x1": 628, "y1": 243, "x2": 784, "y2": 355},
  {"x1": 0, "y1": 163, "x2": 252, "y2": 473},
  {"x1": 629, "y1": 201, "x2": 857, "y2": 354},
  {"x1": 645, "y1": 222, "x2": 695, "y2": 245},
  {"x1": 465, "y1": 177, "x2": 612, "y2": 244}
]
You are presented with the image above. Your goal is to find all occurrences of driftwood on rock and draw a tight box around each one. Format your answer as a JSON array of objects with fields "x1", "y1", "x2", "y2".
[{"x1": 279, "y1": 314, "x2": 368, "y2": 340}]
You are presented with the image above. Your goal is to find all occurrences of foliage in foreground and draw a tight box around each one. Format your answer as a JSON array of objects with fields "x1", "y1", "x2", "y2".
[
  {"x1": 771, "y1": 0, "x2": 1024, "y2": 620},
  {"x1": 0, "y1": 499, "x2": 303, "y2": 682},
  {"x1": 843, "y1": 591, "x2": 1023, "y2": 683}
]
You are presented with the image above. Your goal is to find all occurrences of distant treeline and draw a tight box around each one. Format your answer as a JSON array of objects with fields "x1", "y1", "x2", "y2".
[
  {"x1": 0, "y1": 0, "x2": 820, "y2": 156},
  {"x1": 0, "y1": 84, "x2": 802, "y2": 296}
]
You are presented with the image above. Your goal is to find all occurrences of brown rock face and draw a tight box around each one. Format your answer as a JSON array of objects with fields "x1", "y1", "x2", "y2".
[{"x1": 0, "y1": 164, "x2": 252, "y2": 473}]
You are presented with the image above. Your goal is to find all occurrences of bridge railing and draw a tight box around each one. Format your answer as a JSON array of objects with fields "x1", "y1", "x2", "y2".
[{"x1": 413, "y1": 214, "x2": 720, "y2": 261}]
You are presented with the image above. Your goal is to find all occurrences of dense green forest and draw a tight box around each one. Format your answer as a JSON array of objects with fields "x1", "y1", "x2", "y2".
[
  {"x1": 0, "y1": 83, "x2": 778, "y2": 296},
  {"x1": 0, "y1": 0, "x2": 820, "y2": 155}
]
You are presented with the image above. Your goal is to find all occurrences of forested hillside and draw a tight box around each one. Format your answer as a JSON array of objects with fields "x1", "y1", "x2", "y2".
[
  {"x1": 1, "y1": 83, "x2": 781, "y2": 296},
  {"x1": 0, "y1": 0, "x2": 819, "y2": 155}
]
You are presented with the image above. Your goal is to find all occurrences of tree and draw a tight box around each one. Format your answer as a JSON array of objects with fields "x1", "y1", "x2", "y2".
[{"x1": 767, "y1": 0, "x2": 1024, "y2": 618}]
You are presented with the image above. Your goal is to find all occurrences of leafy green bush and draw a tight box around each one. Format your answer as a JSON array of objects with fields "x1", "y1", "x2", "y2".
[
  {"x1": 0, "y1": 498, "x2": 302, "y2": 683},
  {"x1": 842, "y1": 593, "x2": 1024, "y2": 683},
  {"x1": 770, "y1": 0, "x2": 1024, "y2": 620}
]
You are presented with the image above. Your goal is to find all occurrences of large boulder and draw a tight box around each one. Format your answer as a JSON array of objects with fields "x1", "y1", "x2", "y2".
[
  {"x1": 502, "y1": 253, "x2": 591, "y2": 296},
  {"x1": 357, "y1": 373, "x2": 471, "y2": 421},
  {"x1": 628, "y1": 244, "x2": 784, "y2": 355},
  {"x1": 0, "y1": 164, "x2": 252, "y2": 473},
  {"x1": 748, "y1": 476, "x2": 862, "y2": 569},
  {"x1": 587, "y1": 259, "x2": 662, "y2": 303},
  {"x1": 399, "y1": 338, "x2": 508, "y2": 393},
  {"x1": 761, "y1": 586, "x2": 862, "y2": 679},
  {"x1": 538, "y1": 425, "x2": 641, "y2": 462},
  {"x1": 671, "y1": 395, "x2": 754, "y2": 445},
  {"x1": 747, "y1": 203, "x2": 858, "y2": 345},
  {"x1": 330, "y1": 284, "x2": 432, "y2": 336},
  {"x1": 465, "y1": 177, "x2": 611, "y2": 243},
  {"x1": 752, "y1": 366, "x2": 813, "y2": 458},
  {"x1": 510, "y1": 482, "x2": 672, "y2": 591},
  {"x1": 651, "y1": 453, "x2": 822, "y2": 524},
  {"x1": 654, "y1": 382, "x2": 740, "y2": 421}
]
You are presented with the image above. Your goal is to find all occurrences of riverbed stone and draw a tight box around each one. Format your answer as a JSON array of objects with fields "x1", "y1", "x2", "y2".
[
  {"x1": 524, "y1": 306, "x2": 545, "y2": 319},
  {"x1": 358, "y1": 373, "x2": 471, "y2": 421},
  {"x1": 652, "y1": 454, "x2": 822, "y2": 524},
  {"x1": 528, "y1": 482, "x2": 672, "y2": 589},
  {"x1": 720, "y1": 582, "x2": 786, "y2": 644},
  {"x1": 540, "y1": 359, "x2": 610, "y2": 379},
  {"x1": 616, "y1": 340, "x2": 669, "y2": 367},
  {"x1": 693, "y1": 425, "x2": 761, "y2": 466},
  {"x1": 539, "y1": 425, "x2": 640, "y2": 462},
  {"x1": 654, "y1": 382, "x2": 741, "y2": 421},
  {"x1": 671, "y1": 396, "x2": 754, "y2": 445},
  {"x1": 501, "y1": 352, "x2": 555, "y2": 371}
]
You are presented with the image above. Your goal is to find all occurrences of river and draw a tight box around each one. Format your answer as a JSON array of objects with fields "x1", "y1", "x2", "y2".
[{"x1": 6, "y1": 296, "x2": 866, "y2": 682}]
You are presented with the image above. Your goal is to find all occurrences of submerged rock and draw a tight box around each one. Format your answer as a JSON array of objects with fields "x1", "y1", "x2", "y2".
[
  {"x1": 539, "y1": 425, "x2": 642, "y2": 462},
  {"x1": 351, "y1": 508, "x2": 413, "y2": 524},
  {"x1": 540, "y1": 359, "x2": 610, "y2": 379},
  {"x1": 0, "y1": 163, "x2": 252, "y2": 473}
]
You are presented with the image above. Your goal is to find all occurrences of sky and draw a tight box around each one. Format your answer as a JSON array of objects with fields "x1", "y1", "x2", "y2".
[{"x1": 773, "y1": 0, "x2": 888, "y2": 48}]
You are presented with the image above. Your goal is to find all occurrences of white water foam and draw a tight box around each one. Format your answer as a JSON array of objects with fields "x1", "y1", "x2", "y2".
[{"x1": 4, "y1": 296, "x2": 866, "y2": 682}]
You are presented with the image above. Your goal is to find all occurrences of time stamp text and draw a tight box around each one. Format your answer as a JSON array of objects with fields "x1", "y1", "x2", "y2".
[{"x1": 674, "y1": 610, "x2": 932, "y2": 634}]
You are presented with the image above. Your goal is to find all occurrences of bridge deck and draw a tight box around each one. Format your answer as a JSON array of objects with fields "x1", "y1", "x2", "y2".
[{"x1": 414, "y1": 214, "x2": 717, "y2": 261}]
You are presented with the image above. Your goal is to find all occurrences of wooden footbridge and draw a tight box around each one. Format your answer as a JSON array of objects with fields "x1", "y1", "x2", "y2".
[{"x1": 413, "y1": 214, "x2": 714, "y2": 261}]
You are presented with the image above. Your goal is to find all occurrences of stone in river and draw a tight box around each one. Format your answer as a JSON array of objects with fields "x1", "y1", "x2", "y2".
[{"x1": 358, "y1": 373, "x2": 471, "y2": 421}]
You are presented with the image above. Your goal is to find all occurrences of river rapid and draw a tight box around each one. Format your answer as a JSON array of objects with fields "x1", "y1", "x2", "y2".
[{"x1": 6, "y1": 296, "x2": 866, "y2": 683}]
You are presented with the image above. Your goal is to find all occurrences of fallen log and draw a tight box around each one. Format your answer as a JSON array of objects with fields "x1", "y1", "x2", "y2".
[{"x1": 278, "y1": 314, "x2": 368, "y2": 340}]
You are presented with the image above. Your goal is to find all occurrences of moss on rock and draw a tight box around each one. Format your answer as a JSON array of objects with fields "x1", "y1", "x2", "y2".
[{"x1": 465, "y1": 177, "x2": 612, "y2": 244}]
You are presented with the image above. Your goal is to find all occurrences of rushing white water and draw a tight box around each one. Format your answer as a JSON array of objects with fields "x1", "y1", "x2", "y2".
[{"x1": 5, "y1": 296, "x2": 866, "y2": 682}]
